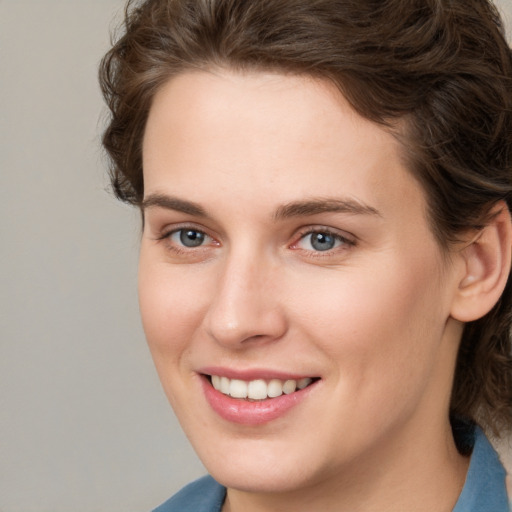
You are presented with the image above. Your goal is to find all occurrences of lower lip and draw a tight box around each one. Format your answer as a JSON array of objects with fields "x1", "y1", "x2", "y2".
[{"x1": 201, "y1": 376, "x2": 318, "y2": 425}]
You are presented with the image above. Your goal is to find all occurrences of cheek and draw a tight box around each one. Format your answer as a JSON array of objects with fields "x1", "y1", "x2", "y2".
[
  {"x1": 291, "y1": 251, "x2": 447, "y2": 396},
  {"x1": 138, "y1": 254, "x2": 206, "y2": 363}
]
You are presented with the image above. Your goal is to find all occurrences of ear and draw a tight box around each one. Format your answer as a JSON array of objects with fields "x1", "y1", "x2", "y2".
[{"x1": 450, "y1": 201, "x2": 512, "y2": 322}]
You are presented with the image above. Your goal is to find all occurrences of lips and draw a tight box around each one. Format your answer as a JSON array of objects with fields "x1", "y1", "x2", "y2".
[{"x1": 199, "y1": 369, "x2": 320, "y2": 425}]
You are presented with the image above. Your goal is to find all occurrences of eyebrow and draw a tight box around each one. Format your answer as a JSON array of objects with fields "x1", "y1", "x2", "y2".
[
  {"x1": 273, "y1": 198, "x2": 381, "y2": 220},
  {"x1": 142, "y1": 194, "x2": 208, "y2": 217},
  {"x1": 141, "y1": 193, "x2": 381, "y2": 221}
]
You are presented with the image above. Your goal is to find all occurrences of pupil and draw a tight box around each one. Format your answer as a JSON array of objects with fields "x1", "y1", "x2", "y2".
[
  {"x1": 180, "y1": 230, "x2": 205, "y2": 247},
  {"x1": 311, "y1": 233, "x2": 335, "y2": 251}
]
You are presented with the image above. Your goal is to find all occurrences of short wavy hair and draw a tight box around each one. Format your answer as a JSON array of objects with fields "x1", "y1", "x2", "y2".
[{"x1": 99, "y1": 0, "x2": 512, "y2": 436}]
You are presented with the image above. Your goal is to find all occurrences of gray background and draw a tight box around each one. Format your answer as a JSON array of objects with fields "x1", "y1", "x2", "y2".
[{"x1": 1, "y1": 1, "x2": 511, "y2": 511}]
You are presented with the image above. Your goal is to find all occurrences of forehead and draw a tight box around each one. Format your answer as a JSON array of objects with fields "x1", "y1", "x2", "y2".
[{"x1": 142, "y1": 69, "x2": 427, "y2": 229}]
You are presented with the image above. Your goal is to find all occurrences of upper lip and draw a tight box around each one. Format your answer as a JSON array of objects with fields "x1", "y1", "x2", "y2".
[{"x1": 198, "y1": 366, "x2": 319, "y2": 381}]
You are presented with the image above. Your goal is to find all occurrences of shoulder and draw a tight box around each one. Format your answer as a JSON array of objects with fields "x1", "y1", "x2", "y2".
[
  {"x1": 152, "y1": 475, "x2": 226, "y2": 512},
  {"x1": 453, "y1": 427, "x2": 510, "y2": 512}
]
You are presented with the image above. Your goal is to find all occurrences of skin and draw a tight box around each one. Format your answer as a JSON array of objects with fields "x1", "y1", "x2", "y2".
[{"x1": 139, "y1": 70, "x2": 471, "y2": 512}]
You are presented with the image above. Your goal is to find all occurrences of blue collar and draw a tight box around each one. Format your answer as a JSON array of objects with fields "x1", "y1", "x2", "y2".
[{"x1": 452, "y1": 427, "x2": 509, "y2": 511}]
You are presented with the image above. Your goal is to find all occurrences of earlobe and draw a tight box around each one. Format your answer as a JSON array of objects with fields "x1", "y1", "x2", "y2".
[{"x1": 450, "y1": 202, "x2": 512, "y2": 323}]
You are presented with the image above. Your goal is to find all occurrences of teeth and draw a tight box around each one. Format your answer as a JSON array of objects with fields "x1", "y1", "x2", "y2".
[
  {"x1": 229, "y1": 379, "x2": 248, "y2": 398},
  {"x1": 297, "y1": 377, "x2": 313, "y2": 389},
  {"x1": 282, "y1": 379, "x2": 296, "y2": 394},
  {"x1": 220, "y1": 376, "x2": 230, "y2": 394},
  {"x1": 267, "y1": 379, "x2": 284, "y2": 398},
  {"x1": 211, "y1": 375, "x2": 221, "y2": 390},
  {"x1": 210, "y1": 375, "x2": 314, "y2": 400},
  {"x1": 247, "y1": 379, "x2": 267, "y2": 400}
]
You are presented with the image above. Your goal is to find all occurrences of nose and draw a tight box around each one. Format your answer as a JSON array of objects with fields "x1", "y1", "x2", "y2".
[{"x1": 203, "y1": 251, "x2": 288, "y2": 349}]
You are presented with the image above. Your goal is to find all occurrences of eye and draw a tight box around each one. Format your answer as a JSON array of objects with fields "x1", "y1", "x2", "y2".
[
  {"x1": 295, "y1": 230, "x2": 352, "y2": 252},
  {"x1": 169, "y1": 228, "x2": 210, "y2": 248}
]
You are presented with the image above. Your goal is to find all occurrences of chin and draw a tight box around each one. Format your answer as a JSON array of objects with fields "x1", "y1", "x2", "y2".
[
  {"x1": 191, "y1": 432, "x2": 331, "y2": 494},
  {"x1": 209, "y1": 461, "x2": 319, "y2": 494}
]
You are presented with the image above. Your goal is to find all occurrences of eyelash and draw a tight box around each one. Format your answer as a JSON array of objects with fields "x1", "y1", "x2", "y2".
[
  {"x1": 291, "y1": 228, "x2": 356, "y2": 256},
  {"x1": 156, "y1": 225, "x2": 217, "y2": 255},
  {"x1": 155, "y1": 225, "x2": 356, "y2": 257}
]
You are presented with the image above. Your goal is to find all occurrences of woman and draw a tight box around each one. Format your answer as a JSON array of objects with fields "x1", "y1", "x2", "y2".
[{"x1": 99, "y1": 0, "x2": 512, "y2": 510}]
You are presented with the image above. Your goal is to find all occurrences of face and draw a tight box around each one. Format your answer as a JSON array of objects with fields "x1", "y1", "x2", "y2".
[{"x1": 139, "y1": 70, "x2": 463, "y2": 495}]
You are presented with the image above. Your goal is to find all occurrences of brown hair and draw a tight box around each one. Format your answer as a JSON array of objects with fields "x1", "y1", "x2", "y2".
[{"x1": 99, "y1": 0, "x2": 512, "y2": 436}]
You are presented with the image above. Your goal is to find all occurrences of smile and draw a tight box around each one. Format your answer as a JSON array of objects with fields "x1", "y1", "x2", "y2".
[
  {"x1": 201, "y1": 372, "x2": 320, "y2": 425},
  {"x1": 209, "y1": 375, "x2": 314, "y2": 400}
]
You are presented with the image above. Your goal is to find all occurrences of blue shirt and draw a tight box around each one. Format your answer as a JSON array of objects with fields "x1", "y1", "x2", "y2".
[{"x1": 153, "y1": 428, "x2": 510, "y2": 512}]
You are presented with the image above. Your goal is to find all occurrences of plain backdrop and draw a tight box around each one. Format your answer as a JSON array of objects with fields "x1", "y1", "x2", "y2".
[{"x1": 1, "y1": 1, "x2": 511, "y2": 511}]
